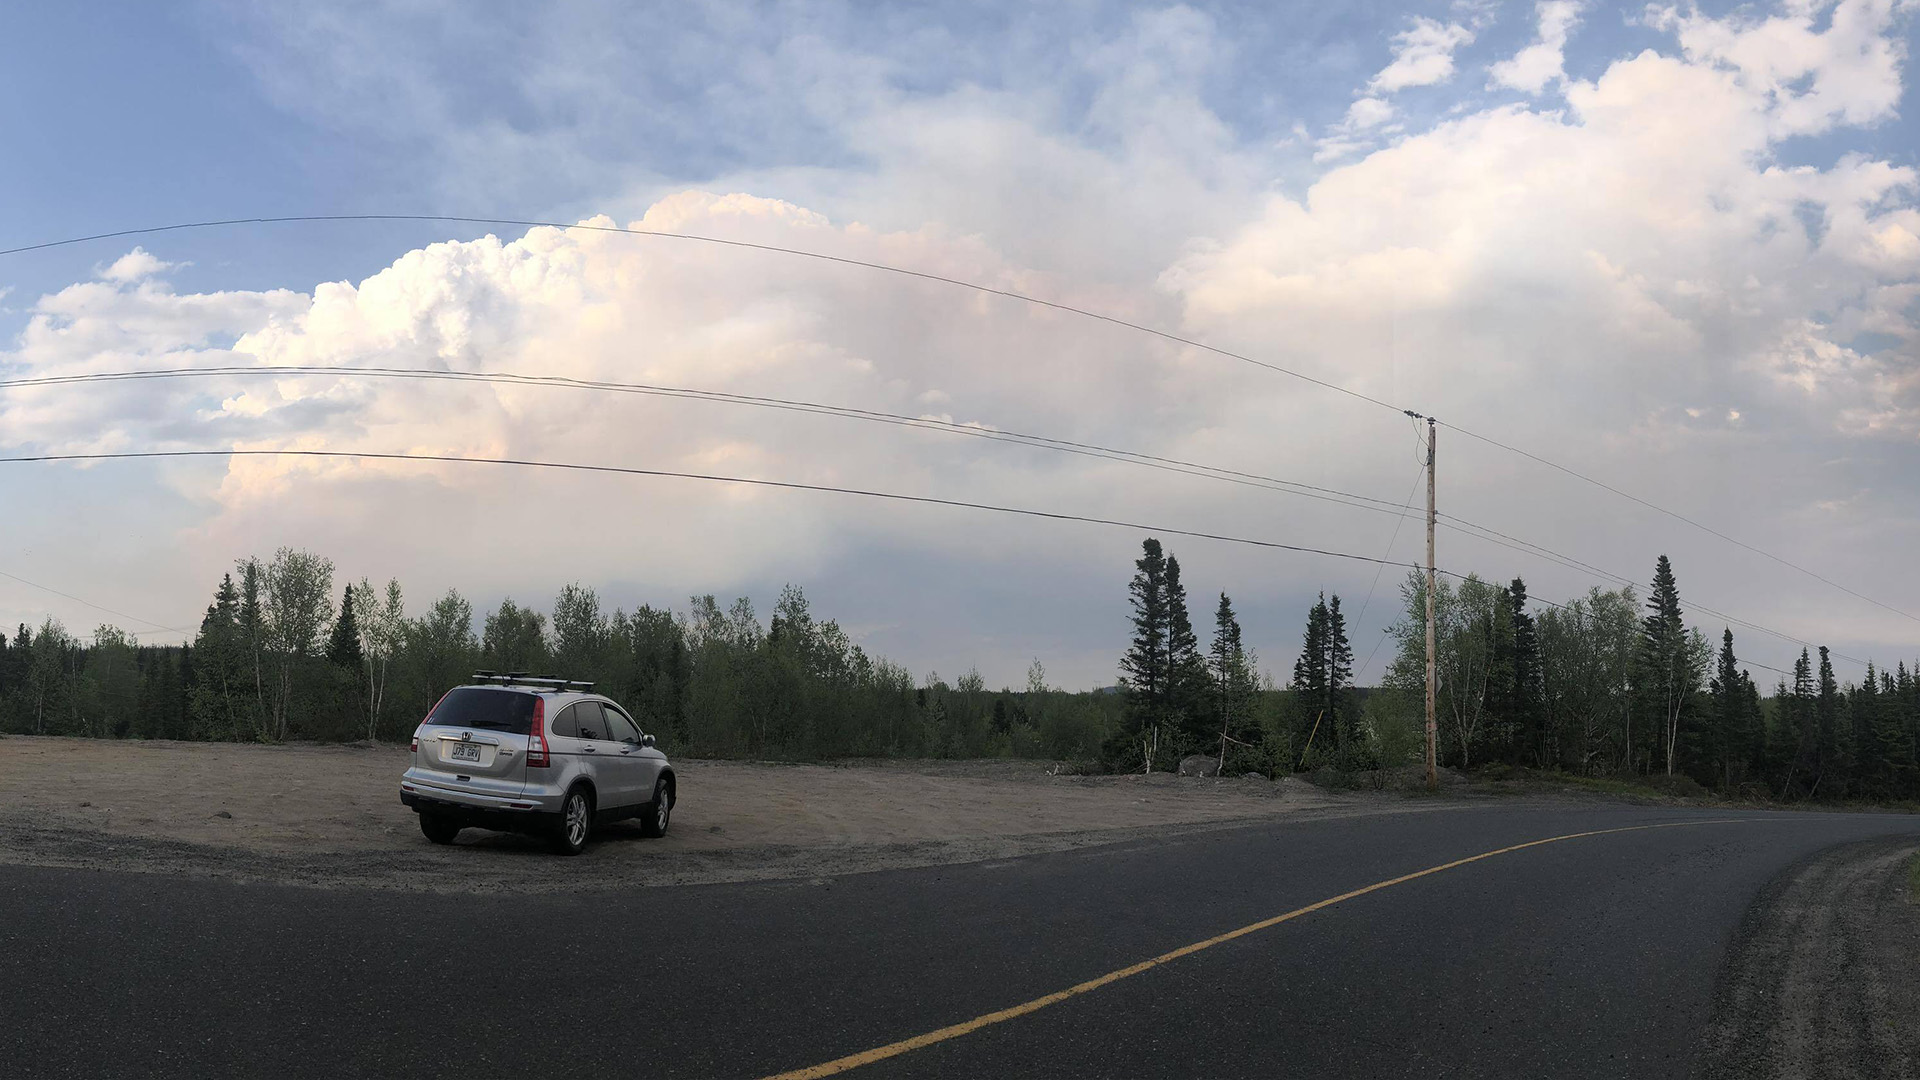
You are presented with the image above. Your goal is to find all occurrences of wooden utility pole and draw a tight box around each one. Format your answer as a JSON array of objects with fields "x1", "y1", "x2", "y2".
[{"x1": 1424, "y1": 417, "x2": 1438, "y2": 791}]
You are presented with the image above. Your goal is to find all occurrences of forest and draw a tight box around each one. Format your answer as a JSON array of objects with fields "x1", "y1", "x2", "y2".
[{"x1": 1, "y1": 541, "x2": 1915, "y2": 804}]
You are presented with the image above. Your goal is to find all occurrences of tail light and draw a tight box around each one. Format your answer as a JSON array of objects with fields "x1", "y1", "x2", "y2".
[
  {"x1": 526, "y1": 698, "x2": 550, "y2": 768},
  {"x1": 414, "y1": 689, "x2": 452, "y2": 758}
]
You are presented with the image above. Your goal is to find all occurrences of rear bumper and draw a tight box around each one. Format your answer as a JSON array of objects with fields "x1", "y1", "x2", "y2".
[{"x1": 400, "y1": 772, "x2": 565, "y2": 819}]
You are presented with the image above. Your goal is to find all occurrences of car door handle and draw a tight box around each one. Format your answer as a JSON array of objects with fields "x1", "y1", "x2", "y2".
[{"x1": 582, "y1": 745, "x2": 596, "y2": 753}]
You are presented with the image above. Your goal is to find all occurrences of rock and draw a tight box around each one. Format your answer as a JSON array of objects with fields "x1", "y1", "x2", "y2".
[
  {"x1": 1241, "y1": 771, "x2": 1269, "y2": 782},
  {"x1": 78, "y1": 801, "x2": 91, "y2": 808},
  {"x1": 215, "y1": 810, "x2": 233, "y2": 819},
  {"x1": 1177, "y1": 754, "x2": 1222, "y2": 778}
]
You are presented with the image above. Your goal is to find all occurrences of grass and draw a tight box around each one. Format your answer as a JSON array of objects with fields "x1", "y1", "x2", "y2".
[{"x1": 1549, "y1": 774, "x2": 1665, "y2": 798}]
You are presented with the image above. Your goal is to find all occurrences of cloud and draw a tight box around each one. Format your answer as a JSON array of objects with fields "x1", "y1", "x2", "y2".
[
  {"x1": 1157, "y1": 6, "x2": 1919, "y2": 658},
  {"x1": 1655, "y1": 0, "x2": 1908, "y2": 137},
  {"x1": 1489, "y1": 0, "x2": 1587, "y2": 94},
  {"x1": 5, "y1": 0, "x2": 1918, "y2": 682},
  {"x1": 97, "y1": 247, "x2": 177, "y2": 283},
  {"x1": 1345, "y1": 97, "x2": 1396, "y2": 130},
  {"x1": 1369, "y1": 17, "x2": 1477, "y2": 93}
]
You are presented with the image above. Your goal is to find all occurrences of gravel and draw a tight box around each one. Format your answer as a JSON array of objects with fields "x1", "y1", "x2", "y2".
[{"x1": 1694, "y1": 834, "x2": 1920, "y2": 1079}]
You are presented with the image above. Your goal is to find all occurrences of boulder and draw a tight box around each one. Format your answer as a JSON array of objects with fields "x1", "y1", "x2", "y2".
[{"x1": 1177, "y1": 754, "x2": 1222, "y2": 778}]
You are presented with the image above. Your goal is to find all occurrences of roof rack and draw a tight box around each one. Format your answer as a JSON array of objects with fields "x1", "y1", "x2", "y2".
[{"x1": 471, "y1": 672, "x2": 595, "y2": 692}]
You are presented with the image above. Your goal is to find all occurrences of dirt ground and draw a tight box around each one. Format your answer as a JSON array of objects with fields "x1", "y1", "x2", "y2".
[{"x1": 0, "y1": 736, "x2": 1436, "y2": 892}]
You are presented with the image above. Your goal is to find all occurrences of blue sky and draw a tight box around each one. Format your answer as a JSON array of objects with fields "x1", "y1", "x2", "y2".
[{"x1": 2, "y1": 1, "x2": 1917, "y2": 687}]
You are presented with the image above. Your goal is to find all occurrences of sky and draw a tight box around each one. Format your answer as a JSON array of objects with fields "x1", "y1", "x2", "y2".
[{"x1": 1, "y1": 0, "x2": 1917, "y2": 690}]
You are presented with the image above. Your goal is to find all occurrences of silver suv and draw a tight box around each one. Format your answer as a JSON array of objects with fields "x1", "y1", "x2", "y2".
[{"x1": 399, "y1": 674, "x2": 675, "y2": 855}]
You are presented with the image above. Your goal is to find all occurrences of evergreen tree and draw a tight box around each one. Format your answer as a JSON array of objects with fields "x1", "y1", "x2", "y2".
[
  {"x1": 1814, "y1": 646, "x2": 1847, "y2": 798},
  {"x1": 236, "y1": 557, "x2": 266, "y2": 739},
  {"x1": 1208, "y1": 592, "x2": 1258, "y2": 770},
  {"x1": 1706, "y1": 629, "x2": 1743, "y2": 788},
  {"x1": 1502, "y1": 578, "x2": 1545, "y2": 765},
  {"x1": 1291, "y1": 595, "x2": 1330, "y2": 762},
  {"x1": 1289, "y1": 593, "x2": 1360, "y2": 763},
  {"x1": 1636, "y1": 555, "x2": 1701, "y2": 776},
  {"x1": 1739, "y1": 668, "x2": 1766, "y2": 791},
  {"x1": 1117, "y1": 538, "x2": 1171, "y2": 770},
  {"x1": 1782, "y1": 649, "x2": 1819, "y2": 798},
  {"x1": 481, "y1": 598, "x2": 551, "y2": 674},
  {"x1": 1163, "y1": 555, "x2": 1211, "y2": 747},
  {"x1": 327, "y1": 584, "x2": 363, "y2": 668},
  {"x1": 1900, "y1": 663, "x2": 1920, "y2": 800},
  {"x1": 189, "y1": 574, "x2": 250, "y2": 741},
  {"x1": 1878, "y1": 663, "x2": 1916, "y2": 799},
  {"x1": 1326, "y1": 594, "x2": 1357, "y2": 754}
]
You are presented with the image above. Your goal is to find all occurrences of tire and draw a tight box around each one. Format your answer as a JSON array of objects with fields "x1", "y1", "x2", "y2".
[
  {"x1": 640, "y1": 777, "x2": 673, "y2": 838},
  {"x1": 551, "y1": 786, "x2": 594, "y2": 855},
  {"x1": 419, "y1": 813, "x2": 462, "y2": 845}
]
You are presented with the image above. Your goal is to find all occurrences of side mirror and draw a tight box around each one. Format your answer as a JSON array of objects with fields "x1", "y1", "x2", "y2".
[{"x1": 641, "y1": 734, "x2": 656, "y2": 748}]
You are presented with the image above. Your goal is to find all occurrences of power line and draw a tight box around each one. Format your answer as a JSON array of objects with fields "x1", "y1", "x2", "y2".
[
  {"x1": 0, "y1": 447, "x2": 1427, "y2": 571},
  {"x1": 1, "y1": 363, "x2": 1417, "y2": 520},
  {"x1": 1434, "y1": 524, "x2": 1870, "y2": 669},
  {"x1": 0, "y1": 214, "x2": 1409, "y2": 415},
  {"x1": 1438, "y1": 419, "x2": 1920, "y2": 628},
  {"x1": 1352, "y1": 463, "x2": 1429, "y2": 683},
  {"x1": 0, "y1": 568, "x2": 188, "y2": 635},
  {"x1": 0, "y1": 445, "x2": 1880, "y2": 674},
  {"x1": 1432, "y1": 573, "x2": 1800, "y2": 680},
  {"x1": 8, "y1": 363, "x2": 1872, "y2": 666},
  {"x1": 6, "y1": 217, "x2": 1909, "y2": 633}
]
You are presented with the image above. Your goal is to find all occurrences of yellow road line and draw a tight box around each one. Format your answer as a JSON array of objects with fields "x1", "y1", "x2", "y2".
[{"x1": 760, "y1": 817, "x2": 1747, "y2": 1080}]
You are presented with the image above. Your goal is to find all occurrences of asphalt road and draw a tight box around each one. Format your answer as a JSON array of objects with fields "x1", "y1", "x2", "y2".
[{"x1": 4, "y1": 802, "x2": 1916, "y2": 1080}]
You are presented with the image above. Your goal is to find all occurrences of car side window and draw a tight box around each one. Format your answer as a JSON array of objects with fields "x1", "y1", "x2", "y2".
[
  {"x1": 548, "y1": 701, "x2": 579, "y2": 739},
  {"x1": 603, "y1": 706, "x2": 639, "y2": 744},
  {"x1": 572, "y1": 700, "x2": 607, "y2": 741}
]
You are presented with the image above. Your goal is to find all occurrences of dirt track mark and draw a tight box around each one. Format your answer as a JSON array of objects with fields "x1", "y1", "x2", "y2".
[{"x1": 1695, "y1": 835, "x2": 1920, "y2": 1080}]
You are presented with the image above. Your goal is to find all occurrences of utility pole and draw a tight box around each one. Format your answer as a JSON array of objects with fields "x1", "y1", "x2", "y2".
[
  {"x1": 1406, "y1": 412, "x2": 1438, "y2": 790},
  {"x1": 1420, "y1": 417, "x2": 1436, "y2": 787}
]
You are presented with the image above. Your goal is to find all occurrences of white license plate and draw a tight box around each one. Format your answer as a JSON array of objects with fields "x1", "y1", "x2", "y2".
[{"x1": 450, "y1": 742, "x2": 483, "y2": 763}]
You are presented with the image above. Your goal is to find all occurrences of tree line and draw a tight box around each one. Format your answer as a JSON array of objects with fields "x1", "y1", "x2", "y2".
[
  {"x1": 0, "y1": 547, "x2": 1125, "y2": 761},
  {"x1": 1104, "y1": 538, "x2": 1919, "y2": 802},
  {"x1": 4, "y1": 539, "x2": 1915, "y2": 803}
]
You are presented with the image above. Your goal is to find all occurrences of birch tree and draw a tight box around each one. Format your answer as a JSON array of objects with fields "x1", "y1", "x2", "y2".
[
  {"x1": 262, "y1": 547, "x2": 334, "y2": 741},
  {"x1": 354, "y1": 577, "x2": 405, "y2": 741}
]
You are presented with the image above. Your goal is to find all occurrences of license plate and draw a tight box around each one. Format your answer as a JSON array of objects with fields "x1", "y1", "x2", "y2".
[{"x1": 450, "y1": 742, "x2": 482, "y2": 763}]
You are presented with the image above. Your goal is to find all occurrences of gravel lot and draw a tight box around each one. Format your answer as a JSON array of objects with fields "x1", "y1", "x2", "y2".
[{"x1": 0, "y1": 736, "x2": 1426, "y2": 891}]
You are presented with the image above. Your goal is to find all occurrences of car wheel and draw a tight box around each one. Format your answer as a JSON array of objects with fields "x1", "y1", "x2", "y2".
[
  {"x1": 640, "y1": 777, "x2": 672, "y2": 838},
  {"x1": 551, "y1": 787, "x2": 593, "y2": 855},
  {"x1": 419, "y1": 813, "x2": 462, "y2": 845}
]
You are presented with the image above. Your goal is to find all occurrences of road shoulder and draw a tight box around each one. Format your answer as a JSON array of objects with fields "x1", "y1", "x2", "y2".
[{"x1": 1694, "y1": 834, "x2": 1920, "y2": 1080}]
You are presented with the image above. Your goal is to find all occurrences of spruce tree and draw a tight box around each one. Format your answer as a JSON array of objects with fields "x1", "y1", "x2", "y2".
[
  {"x1": 1636, "y1": 555, "x2": 1699, "y2": 776},
  {"x1": 1290, "y1": 595, "x2": 1331, "y2": 763},
  {"x1": 236, "y1": 558, "x2": 266, "y2": 739},
  {"x1": 1707, "y1": 629, "x2": 1742, "y2": 789},
  {"x1": 189, "y1": 574, "x2": 248, "y2": 741},
  {"x1": 1117, "y1": 539, "x2": 1170, "y2": 770},
  {"x1": 1899, "y1": 662, "x2": 1920, "y2": 799},
  {"x1": 1325, "y1": 594, "x2": 1359, "y2": 756},
  {"x1": 1504, "y1": 579, "x2": 1544, "y2": 766},
  {"x1": 1814, "y1": 646, "x2": 1846, "y2": 798},
  {"x1": 1740, "y1": 669, "x2": 1766, "y2": 789},
  {"x1": 1209, "y1": 592, "x2": 1258, "y2": 771},
  {"x1": 327, "y1": 584, "x2": 363, "y2": 668},
  {"x1": 1783, "y1": 649, "x2": 1819, "y2": 798},
  {"x1": 1163, "y1": 555, "x2": 1211, "y2": 746}
]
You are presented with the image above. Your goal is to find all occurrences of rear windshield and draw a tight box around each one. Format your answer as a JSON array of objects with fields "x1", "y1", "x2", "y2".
[{"x1": 426, "y1": 688, "x2": 539, "y2": 734}]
